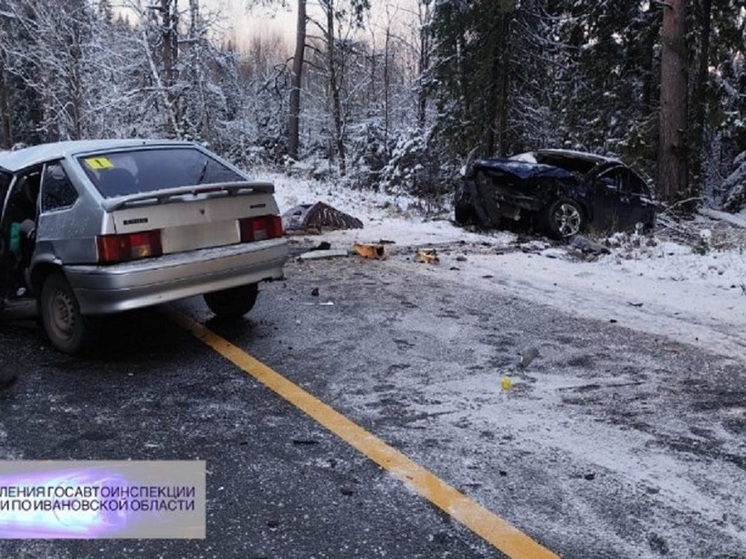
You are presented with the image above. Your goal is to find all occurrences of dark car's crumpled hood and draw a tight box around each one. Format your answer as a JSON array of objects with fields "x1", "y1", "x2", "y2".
[{"x1": 472, "y1": 158, "x2": 574, "y2": 181}]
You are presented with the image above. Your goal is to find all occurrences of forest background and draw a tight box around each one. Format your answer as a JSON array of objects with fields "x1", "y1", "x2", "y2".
[{"x1": 0, "y1": 0, "x2": 745, "y2": 214}]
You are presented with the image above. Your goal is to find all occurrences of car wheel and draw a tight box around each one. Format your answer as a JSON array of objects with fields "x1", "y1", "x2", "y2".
[
  {"x1": 453, "y1": 183, "x2": 475, "y2": 225},
  {"x1": 545, "y1": 198, "x2": 585, "y2": 238},
  {"x1": 454, "y1": 202, "x2": 476, "y2": 225},
  {"x1": 204, "y1": 283, "x2": 259, "y2": 319},
  {"x1": 40, "y1": 272, "x2": 95, "y2": 354}
]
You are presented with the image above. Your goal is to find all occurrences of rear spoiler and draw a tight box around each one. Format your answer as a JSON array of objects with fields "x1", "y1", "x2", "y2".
[{"x1": 101, "y1": 181, "x2": 275, "y2": 212}]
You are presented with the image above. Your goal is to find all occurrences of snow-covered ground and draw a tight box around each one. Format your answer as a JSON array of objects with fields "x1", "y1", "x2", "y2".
[{"x1": 266, "y1": 172, "x2": 746, "y2": 363}]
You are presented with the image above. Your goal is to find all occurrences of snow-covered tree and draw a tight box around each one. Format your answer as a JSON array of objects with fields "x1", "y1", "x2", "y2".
[{"x1": 0, "y1": 0, "x2": 743, "y2": 214}]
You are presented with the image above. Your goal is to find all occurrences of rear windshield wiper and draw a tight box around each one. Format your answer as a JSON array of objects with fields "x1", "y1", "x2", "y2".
[{"x1": 197, "y1": 159, "x2": 208, "y2": 184}]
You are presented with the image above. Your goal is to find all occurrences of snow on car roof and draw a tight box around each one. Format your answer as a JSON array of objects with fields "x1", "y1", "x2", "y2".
[
  {"x1": 534, "y1": 148, "x2": 620, "y2": 163},
  {"x1": 0, "y1": 139, "x2": 195, "y2": 172},
  {"x1": 473, "y1": 158, "x2": 574, "y2": 180},
  {"x1": 510, "y1": 149, "x2": 620, "y2": 164}
]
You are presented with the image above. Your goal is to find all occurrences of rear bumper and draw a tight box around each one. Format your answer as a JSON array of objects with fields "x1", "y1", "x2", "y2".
[{"x1": 64, "y1": 238, "x2": 288, "y2": 315}]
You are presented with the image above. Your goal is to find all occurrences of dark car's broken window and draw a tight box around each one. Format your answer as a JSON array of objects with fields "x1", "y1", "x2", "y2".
[
  {"x1": 534, "y1": 153, "x2": 597, "y2": 174},
  {"x1": 598, "y1": 167, "x2": 649, "y2": 197},
  {"x1": 78, "y1": 147, "x2": 244, "y2": 198},
  {"x1": 626, "y1": 172, "x2": 649, "y2": 197},
  {"x1": 598, "y1": 168, "x2": 625, "y2": 191}
]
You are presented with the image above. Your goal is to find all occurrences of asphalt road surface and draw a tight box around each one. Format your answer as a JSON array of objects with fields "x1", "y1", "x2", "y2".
[{"x1": 0, "y1": 250, "x2": 743, "y2": 558}]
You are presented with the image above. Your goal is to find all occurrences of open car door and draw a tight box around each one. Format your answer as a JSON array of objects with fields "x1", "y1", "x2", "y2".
[{"x1": 0, "y1": 168, "x2": 41, "y2": 304}]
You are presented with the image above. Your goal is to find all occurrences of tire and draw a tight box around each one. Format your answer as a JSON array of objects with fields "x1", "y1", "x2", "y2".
[
  {"x1": 453, "y1": 183, "x2": 473, "y2": 225},
  {"x1": 454, "y1": 202, "x2": 476, "y2": 225},
  {"x1": 545, "y1": 198, "x2": 585, "y2": 238},
  {"x1": 454, "y1": 179, "x2": 486, "y2": 226},
  {"x1": 40, "y1": 272, "x2": 96, "y2": 354},
  {"x1": 203, "y1": 283, "x2": 258, "y2": 319}
]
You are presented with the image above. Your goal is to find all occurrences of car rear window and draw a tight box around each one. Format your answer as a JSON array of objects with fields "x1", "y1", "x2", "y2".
[{"x1": 77, "y1": 147, "x2": 244, "y2": 198}]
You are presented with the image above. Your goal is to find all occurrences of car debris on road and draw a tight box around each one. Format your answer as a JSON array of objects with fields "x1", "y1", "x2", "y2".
[
  {"x1": 518, "y1": 346, "x2": 540, "y2": 369},
  {"x1": 298, "y1": 248, "x2": 350, "y2": 261},
  {"x1": 282, "y1": 201, "x2": 363, "y2": 234},
  {"x1": 414, "y1": 248, "x2": 439, "y2": 264},
  {"x1": 353, "y1": 243, "x2": 387, "y2": 260},
  {"x1": 568, "y1": 234, "x2": 611, "y2": 255}
]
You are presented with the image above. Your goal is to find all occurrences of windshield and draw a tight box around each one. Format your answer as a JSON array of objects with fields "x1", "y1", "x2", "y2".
[{"x1": 77, "y1": 147, "x2": 244, "y2": 198}]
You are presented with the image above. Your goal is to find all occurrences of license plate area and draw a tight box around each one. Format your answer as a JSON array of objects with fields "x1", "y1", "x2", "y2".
[{"x1": 160, "y1": 220, "x2": 240, "y2": 253}]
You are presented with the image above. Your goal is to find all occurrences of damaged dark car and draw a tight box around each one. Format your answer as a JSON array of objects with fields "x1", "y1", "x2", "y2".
[{"x1": 454, "y1": 149, "x2": 657, "y2": 238}]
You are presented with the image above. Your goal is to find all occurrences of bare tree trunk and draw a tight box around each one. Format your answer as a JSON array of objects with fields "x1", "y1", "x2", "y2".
[
  {"x1": 65, "y1": 54, "x2": 82, "y2": 139},
  {"x1": 497, "y1": 11, "x2": 513, "y2": 157},
  {"x1": 141, "y1": 21, "x2": 180, "y2": 138},
  {"x1": 456, "y1": 32, "x2": 468, "y2": 152},
  {"x1": 690, "y1": 0, "x2": 711, "y2": 200},
  {"x1": 160, "y1": 0, "x2": 180, "y2": 137},
  {"x1": 325, "y1": 2, "x2": 346, "y2": 176},
  {"x1": 484, "y1": 30, "x2": 499, "y2": 155},
  {"x1": 416, "y1": 0, "x2": 432, "y2": 130},
  {"x1": 486, "y1": 0, "x2": 515, "y2": 156},
  {"x1": 383, "y1": 26, "x2": 390, "y2": 150},
  {"x1": 0, "y1": 60, "x2": 11, "y2": 148},
  {"x1": 288, "y1": 0, "x2": 306, "y2": 160},
  {"x1": 658, "y1": 0, "x2": 688, "y2": 205},
  {"x1": 189, "y1": 0, "x2": 211, "y2": 142},
  {"x1": 65, "y1": 5, "x2": 84, "y2": 139}
]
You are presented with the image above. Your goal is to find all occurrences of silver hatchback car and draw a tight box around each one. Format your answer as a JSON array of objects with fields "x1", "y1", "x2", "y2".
[{"x1": 0, "y1": 139, "x2": 288, "y2": 353}]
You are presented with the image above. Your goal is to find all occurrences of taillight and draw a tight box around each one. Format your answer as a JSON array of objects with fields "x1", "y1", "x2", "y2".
[
  {"x1": 96, "y1": 230, "x2": 163, "y2": 263},
  {"x1": 239, "y1": 215, "x2": 284, "y2": 243}
]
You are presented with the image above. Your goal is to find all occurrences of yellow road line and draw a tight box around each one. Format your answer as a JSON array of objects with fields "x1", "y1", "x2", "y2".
[{"x1": 166, "y1": 308, "x2": 560, "y2": 559}]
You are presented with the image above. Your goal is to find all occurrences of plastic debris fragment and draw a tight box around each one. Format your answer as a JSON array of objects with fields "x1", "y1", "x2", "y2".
[
  {"x1": 518, "y1": 346, "x2": 540, "y2": 369},
  {"x1": 282, "y1": 202, "x2": 363, "y2": 233},
  {"x1": 298, "y1": 249, "x2": 349, "y2": 261},
  {"x1": 354, "y1": 243, "x2": 387, "y2": 260},
  {"x1": 415, "y1": 248, "x2": 439, "y2": 264}
]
